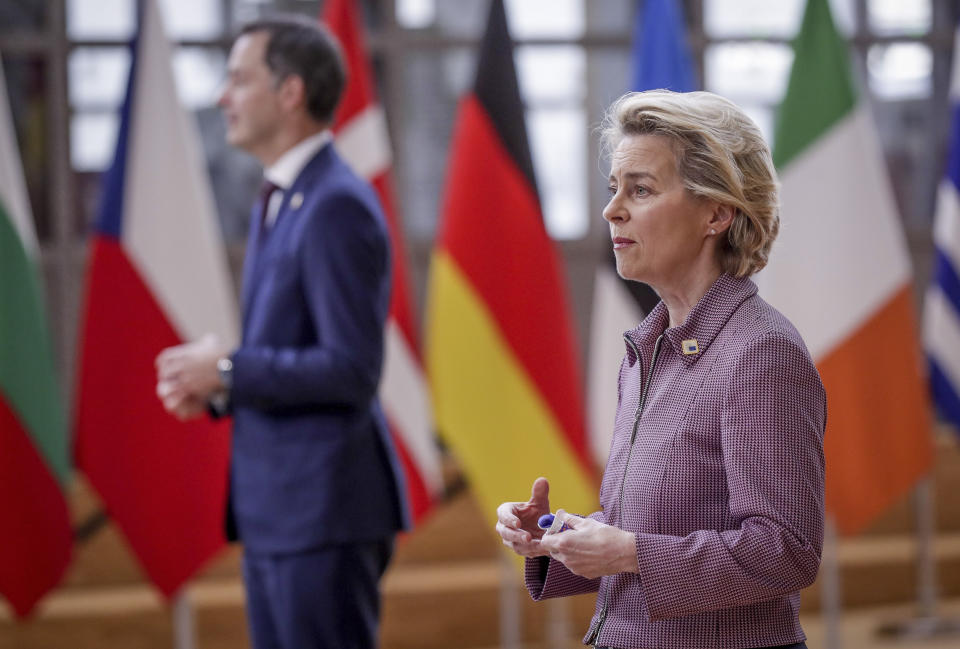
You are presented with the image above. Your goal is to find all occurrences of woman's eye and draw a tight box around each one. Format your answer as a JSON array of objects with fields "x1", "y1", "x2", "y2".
[
  {"x1": 635, "y1": 186, "x2": 648, "y2": 197},
  {"x1": 607, "y1": 185, "x2": 618, "y2": 195}
]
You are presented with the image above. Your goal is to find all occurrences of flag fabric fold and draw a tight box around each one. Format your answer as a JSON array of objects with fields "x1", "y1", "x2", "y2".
[
  {"x1": 0, "y1": 55, "x2": 72, "y2": 619},
  {"x1": 760, "y1": 0, "x2": 932, "y2": 536},
  {"x1": 74, "y1": 0, "x2": 237, "y2": 596},
  {"x1": 587, "y1": 270, "x2": 644, "y2": 465},
  {"x1": 426, "y1": 0, "x2": 596, "y2": 530},
  {"x1": 629, "y1": 0, "x2": 697, "y2": 93},
  {"x1": 323, "y1": 0, "x2": 442, "y2": 523},
  {"x1": 924, "y1": 20, "x2": 960, "y2": 439},
  {"x1": 588, "y1": 0, "x2": 695, "y2": 465}
]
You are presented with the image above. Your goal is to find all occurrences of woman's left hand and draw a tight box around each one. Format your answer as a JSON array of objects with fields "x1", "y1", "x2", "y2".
[{"x1": 538, "y1": 510, "x2": 639, "y2": 579}]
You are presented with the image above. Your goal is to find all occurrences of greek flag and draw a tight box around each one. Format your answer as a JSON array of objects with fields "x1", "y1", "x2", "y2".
[{"x1": 923, "y1": 22, "x2": 960, "y2": 436}]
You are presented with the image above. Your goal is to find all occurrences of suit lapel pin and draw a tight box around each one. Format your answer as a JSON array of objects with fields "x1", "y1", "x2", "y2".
[
  {"x1": 290, "y1": 192, "x2": 304, "y2": 210},
  {"x1": 681, "y1": 339, "x2": 699, "y2": 355}
]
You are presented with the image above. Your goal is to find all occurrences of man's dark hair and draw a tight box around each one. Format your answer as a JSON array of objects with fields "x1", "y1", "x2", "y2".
[{"x1": 239, "y1": 15, "x2": 346, "y2": 124}]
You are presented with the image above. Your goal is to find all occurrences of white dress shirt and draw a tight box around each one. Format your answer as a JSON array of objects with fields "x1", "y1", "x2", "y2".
[{"x1": 261, "y1": 130, "x2": 332, "y2": 228}]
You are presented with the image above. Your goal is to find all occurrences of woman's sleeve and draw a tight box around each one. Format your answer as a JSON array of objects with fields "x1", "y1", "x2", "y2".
[
  {"x1": 524, "y1": 557, "x2": 601, "y2": 600},
  {"x1": 634, "y1": 331, "x2": 826, "y2": 620},
  {"x1": 524, "y1": 511, "x2": 605, "y2": 600}
]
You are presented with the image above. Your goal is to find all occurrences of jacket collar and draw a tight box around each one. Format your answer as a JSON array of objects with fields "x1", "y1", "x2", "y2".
[
  {"x1": 240, "y1": 143, "x2": 339, "y2": 331},
  {"x1": 263, "y1": 130, "x2": 333, "y2": 190},
  {"x1": 281, "y1": 139, "x2": 337, "y2": 202},
  {"x1": 624, "y1": 273, "x2": 757, "y2": 366},
  {"x1": 263, "y1": 142, "x2": 337, "y2": 232}
]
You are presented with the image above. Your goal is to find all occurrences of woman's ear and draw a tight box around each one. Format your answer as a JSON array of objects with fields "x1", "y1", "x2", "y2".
[{"x1": 708, "y1": 203, "x2": 735, "y2": 235}]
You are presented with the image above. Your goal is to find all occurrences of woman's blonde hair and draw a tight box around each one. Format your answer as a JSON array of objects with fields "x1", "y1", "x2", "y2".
[{"x1": 600, "y1": 90, "x2": 779, "y2": 277}]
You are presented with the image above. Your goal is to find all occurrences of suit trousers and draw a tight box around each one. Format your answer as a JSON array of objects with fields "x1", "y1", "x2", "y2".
[{"x1": 242, "y1": 538, "x2": 394, "y2": 649}]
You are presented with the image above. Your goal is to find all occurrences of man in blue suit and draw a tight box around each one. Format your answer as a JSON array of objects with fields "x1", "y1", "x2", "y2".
[{"x1": 155, "y1": 15, "x2": 407, "y2": 649}]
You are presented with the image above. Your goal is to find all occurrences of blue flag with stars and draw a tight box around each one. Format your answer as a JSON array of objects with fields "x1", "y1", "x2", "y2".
[{"x1": 631, "y1": 0, "x2": 697, "y2": 92}]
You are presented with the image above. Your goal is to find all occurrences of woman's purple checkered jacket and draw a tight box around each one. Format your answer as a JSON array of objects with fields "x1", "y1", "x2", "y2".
[{"x1": 526, "y1": 274, "x2": 826, "y2": 649}]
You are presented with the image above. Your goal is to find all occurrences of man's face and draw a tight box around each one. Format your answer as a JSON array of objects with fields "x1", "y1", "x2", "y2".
[{"x1": 218, "y1": 31, "x2": 283, "y2": 155}]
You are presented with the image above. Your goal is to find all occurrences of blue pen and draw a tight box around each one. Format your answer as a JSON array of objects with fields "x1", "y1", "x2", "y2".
[{"x1": 537, "y1": 513, "x2": 570, "y2": 532}]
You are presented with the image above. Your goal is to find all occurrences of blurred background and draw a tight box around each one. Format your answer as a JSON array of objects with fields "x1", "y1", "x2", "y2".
[{"x1": 1, "y1": 0, "x2": 959, "y2": 647}]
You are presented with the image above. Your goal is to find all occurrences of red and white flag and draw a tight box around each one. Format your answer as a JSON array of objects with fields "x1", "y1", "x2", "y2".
[{"x1": 323, "y1": 0, "x2": 442, "y2": 522}]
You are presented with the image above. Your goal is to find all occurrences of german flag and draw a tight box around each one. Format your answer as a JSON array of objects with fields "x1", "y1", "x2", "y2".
[{"x1": 426, "y1": 0, "x2": 597, "y2": 534}]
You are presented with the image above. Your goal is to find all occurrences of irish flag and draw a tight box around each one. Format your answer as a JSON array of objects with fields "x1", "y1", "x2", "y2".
[
  {"x1": 74, "y1": 0, "x2": 237, "y2": 596},
  {"x1": 324, "y1": 0, "x2": 442, "y2": 523},
  {"x1": 759, "y1": 0, "x2": 932, "y2": 535},
  {"x1": 426, "y1": 0, "x2": 596, "y2": 530},
  {"x1": 0, "y1": 55, "x2": 72, "y2": 619}
]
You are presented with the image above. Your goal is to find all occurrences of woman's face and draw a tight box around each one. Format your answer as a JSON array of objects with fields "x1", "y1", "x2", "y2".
[{"x1": 603, "y1": 134, "x2": 716, "y2": 288}]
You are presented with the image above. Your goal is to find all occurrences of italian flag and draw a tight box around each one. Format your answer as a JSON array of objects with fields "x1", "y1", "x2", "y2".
[
  {"x1": 0, "y1": 56, "x2": 72, "y2": 617},
  {"x1": 426, "y1": 0, "x2": 596, "y2": 532},
  {"x1": 759, "y1": 0, "x2": 932, "y2": 535}
]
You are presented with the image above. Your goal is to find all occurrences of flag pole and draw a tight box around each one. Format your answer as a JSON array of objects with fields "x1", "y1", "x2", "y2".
[
  {"x1": 821, "y1": 516, "x2": 842, "y2": 649},
  {"x1": 917, "y1": 477, "x2": 940, "y2": 619},
  {"x1": 172, "y1": 587, "x2": 197, "y2": 649},
  {"x1": 875, "y1": 475, "x2": 960, "y2": 639},
  {"x1": 499, "y1": 553, "x2": 522, "y2": 649},
  {"x1": 546, "y1": 597, "x2": 571, "y2": 648}
]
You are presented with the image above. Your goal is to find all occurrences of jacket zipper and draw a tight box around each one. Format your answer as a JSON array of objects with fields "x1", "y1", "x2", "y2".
[{"x1": 585, "y1": 333, "x2": 663, "y2": 646}]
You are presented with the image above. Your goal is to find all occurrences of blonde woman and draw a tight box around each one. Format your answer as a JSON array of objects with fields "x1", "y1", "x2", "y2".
[{"x1": 496, "y1": 90, "x2": 826, "y2": 649}]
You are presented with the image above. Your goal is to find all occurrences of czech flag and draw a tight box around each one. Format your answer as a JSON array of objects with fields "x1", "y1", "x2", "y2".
[{"x1": 74, "y1": 0, "x2": 237, "y2": 595}]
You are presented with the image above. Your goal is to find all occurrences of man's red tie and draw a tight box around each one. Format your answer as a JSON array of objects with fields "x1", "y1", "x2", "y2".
[{"x1": 259, "y1": 180, "x2": 280, "y2": 229}]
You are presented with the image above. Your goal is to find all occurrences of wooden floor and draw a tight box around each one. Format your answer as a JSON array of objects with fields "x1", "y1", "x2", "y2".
[
  {"x1": 4, "y1": 587, "x2": 960, "y2": 649},
  {"x1": 3, "y1": 432, "x2": 960, "y2": 648}
]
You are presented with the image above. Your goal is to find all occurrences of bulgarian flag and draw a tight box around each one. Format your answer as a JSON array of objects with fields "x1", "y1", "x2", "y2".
[
  {"x1": 426, "y1": 0, "x2": 596, "y2": 531},
  {"x1": 760, "y1": 0, "x2": 932, "y2": 535},
  {"x1": 0, "y1": 56, "x2": 72, "y2": 617},
  {"x1": 323, "y1": 0, "x2": 443, "y2": 523}
]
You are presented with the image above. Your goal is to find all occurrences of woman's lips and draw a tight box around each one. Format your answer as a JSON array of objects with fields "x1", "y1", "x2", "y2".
[{"x1": 612, "y1": 237, "x2": 635, "y2": 249}]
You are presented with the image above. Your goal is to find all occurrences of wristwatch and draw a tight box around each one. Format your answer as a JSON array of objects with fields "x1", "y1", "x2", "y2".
[{"x1": 217, "y1": 356, "x2": 234, "y2": 391}]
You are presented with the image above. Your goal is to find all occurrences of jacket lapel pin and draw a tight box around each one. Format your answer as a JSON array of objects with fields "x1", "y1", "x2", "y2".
[
  {"x1": 681, "y1": 339, "x2": 699, "y2": 355},
  {"x1": 290, "y1": 192, "x2": 304, "y2": 210}
]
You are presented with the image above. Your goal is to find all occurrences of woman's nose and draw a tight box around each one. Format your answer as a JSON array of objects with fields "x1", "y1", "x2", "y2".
[{"x1": 603, "y1": 195, "x2": 627, "y2": 223}]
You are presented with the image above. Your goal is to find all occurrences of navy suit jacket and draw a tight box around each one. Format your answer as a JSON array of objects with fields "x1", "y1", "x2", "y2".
[{"x1": 227, "y1": 143, "x2": 408, "y2": 554}]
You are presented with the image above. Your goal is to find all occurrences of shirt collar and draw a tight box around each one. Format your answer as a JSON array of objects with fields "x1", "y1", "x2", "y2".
[
  {"x1": 624, "y1": 273, "x2": 758, "y2": 365},
  {"x1": 263, "y1": 130, "x2": 333, "y2": 190}
]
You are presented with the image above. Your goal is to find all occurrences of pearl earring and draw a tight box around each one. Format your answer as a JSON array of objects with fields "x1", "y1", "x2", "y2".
[{"x1": 709, "y1": 229, "x2": 716, "y2": 235}]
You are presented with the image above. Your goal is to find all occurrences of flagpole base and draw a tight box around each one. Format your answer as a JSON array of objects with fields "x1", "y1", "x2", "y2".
[{"x1": 876, "y1": 615, "x2": 960, "y2": 639}]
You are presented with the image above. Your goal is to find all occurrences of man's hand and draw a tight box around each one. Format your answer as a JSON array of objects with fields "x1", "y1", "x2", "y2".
[
  {"x1": 538, "y1": 511, "x2": 639, "y2": 579},
  {"x1": 155, "y1": 334, "x2": 229, "y2": 419},
  {"x1": 156, "y1": 379, "x2": 209, "y2": 421},
  {"x1": 495, "y1": 477, "x2": 551, "y2": 558}
]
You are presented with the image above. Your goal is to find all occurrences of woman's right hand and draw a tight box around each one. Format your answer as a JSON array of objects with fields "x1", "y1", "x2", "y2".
[{"x1": 495, "y1": 477, "x2": 551, "y2": 558}]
